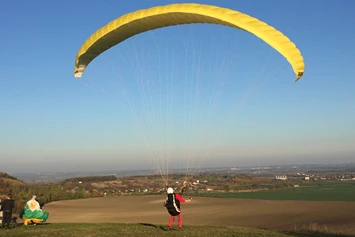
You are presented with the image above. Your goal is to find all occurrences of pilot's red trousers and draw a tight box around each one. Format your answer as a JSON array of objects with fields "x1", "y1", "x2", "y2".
[{"x1": 167, "y1": 213, "x2": 182, "y2": 228}]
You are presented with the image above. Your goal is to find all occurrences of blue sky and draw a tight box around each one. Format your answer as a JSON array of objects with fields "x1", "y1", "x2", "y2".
[{"x1": 1, "y1": 0, "x2": 355, "y2": 174}]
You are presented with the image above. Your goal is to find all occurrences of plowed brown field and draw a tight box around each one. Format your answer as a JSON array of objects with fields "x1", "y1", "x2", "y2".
[{"x1": 44, "y1": 195, "x2": 355, "y2": 233}]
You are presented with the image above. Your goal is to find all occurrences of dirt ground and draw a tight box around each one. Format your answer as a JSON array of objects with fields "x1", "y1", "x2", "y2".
[{"x1": 43, "y1": 195, "x2": 355, "y2": 233}]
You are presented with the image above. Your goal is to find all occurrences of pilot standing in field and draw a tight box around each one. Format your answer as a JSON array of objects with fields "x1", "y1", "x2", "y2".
[{"x1": 164, "y1": 187, "x2": 191, "y2": 230}]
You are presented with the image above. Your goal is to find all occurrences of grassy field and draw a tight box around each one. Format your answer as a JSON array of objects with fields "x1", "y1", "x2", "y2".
[
  {"x1": 191, "y1": 182, "x2": 355, "y2": 201},
  {"x1": 0, "y1": 223, "x2": 353, "y2": 237}
]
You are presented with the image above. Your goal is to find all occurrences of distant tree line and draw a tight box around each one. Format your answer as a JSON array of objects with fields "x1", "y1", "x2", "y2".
[{"x1": 61, "y1": 175, "x2": 117, "y2": 184}]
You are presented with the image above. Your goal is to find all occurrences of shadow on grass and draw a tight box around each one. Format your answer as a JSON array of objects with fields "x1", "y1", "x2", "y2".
[
  {"x1": 139, "y1": 223, "x2": 159, "y2": 228},
  {"x1": 139, "y1": 223, "x2": 167, "y2": 231}
]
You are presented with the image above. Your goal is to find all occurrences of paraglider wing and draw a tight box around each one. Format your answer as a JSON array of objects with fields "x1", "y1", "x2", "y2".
[{"x1": 73, "y1": 3, "x2": 305, "y2": 81}]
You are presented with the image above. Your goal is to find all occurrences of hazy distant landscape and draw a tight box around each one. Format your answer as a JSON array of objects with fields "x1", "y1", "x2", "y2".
[{"x1": 12, "y1": 162, "x2": 355, "y2": 183}]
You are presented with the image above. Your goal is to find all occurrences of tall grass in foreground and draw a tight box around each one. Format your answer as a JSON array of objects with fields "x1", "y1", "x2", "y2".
[
  {"x1": 294, "y1": 222, "x2": 355, "y2": 237},
  {"x1": 0, "y1": 223, "x2": 353, "y2": 237}
]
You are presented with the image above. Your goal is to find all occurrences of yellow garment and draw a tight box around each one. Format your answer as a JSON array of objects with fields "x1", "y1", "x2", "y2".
[
  {"x1": 23, "y1": 218, "x2": 42, "y2": 225},
  {"x1": 74, "y1": 3, "x2": 304, "y2": 81}
]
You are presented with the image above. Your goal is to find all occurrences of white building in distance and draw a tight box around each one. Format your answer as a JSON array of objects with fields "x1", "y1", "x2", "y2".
[{"x1": 275, "y1": 175, "x2": 287, "y2": 180}]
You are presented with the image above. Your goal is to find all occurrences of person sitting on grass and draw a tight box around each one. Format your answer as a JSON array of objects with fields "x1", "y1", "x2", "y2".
[{"x1": 21, "y1": 195, "x2": 49, "y2": 225}]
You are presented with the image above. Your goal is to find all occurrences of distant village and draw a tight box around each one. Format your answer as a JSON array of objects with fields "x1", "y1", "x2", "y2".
[
  {"x1": 275, "y1": 173, "x2": 355, "y2": 181},
  {"x1": 64, "y1": 169, "x2": 355, "y2": 197}
]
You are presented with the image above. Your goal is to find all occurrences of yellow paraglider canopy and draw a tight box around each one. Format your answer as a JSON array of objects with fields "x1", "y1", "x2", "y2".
[{"x1": 74, "y1": 3, "x2": 305, "y2": 81}]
